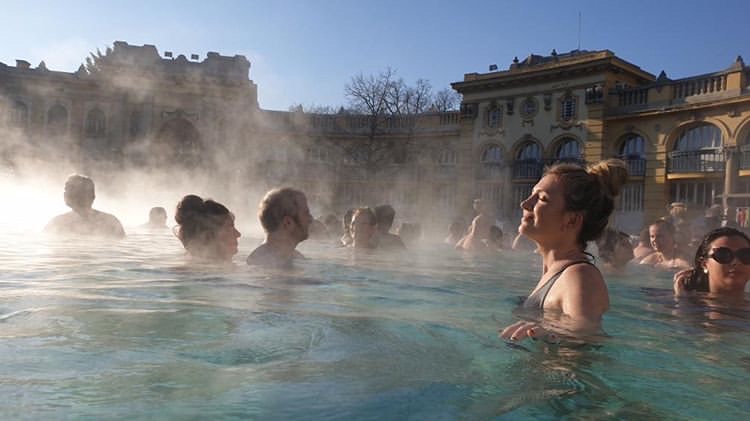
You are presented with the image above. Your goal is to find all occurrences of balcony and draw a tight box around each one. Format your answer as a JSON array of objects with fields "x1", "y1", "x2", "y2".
[{"x1": 667, "y1": 149, "x2": 725, "y2": 173}]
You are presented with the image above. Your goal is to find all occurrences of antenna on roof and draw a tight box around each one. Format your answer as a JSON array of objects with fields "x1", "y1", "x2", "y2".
[{"x1": 577, "y1": 11, "x2": 582, "y2": 51}]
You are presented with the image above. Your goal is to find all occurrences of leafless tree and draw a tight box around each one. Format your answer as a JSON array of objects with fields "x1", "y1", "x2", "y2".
[
  {"x1": 432, "y1": 88, "x2": 461, "y2": 112},
  {"x1": 338, "y1": 68, "x2": 433, "y2": 176}
]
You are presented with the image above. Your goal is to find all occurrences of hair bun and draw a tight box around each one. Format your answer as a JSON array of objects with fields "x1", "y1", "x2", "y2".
[
  {"x1": 175, "y1": 194, "x2": 205, "y2": 224},
  {"x1": 588, "y1": 159, "x2": 629, "y2": 198}
]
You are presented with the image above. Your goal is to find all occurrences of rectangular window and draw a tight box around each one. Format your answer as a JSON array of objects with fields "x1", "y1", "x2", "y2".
[
  {"x1": 487, "y1": 108, "x2": 502, "y2": 128},
  {"x1": 669, "y1": 181, "x2": 722, "y2": 208},
  {"x1": 560, "y1": 97, "x2": 576, "y2": 121},
  {"x1": 616, "y1": 182, "x2": 644, "y2": 212}
]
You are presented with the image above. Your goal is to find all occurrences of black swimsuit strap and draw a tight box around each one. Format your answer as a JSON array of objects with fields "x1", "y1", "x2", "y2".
[
  {"x1": 540, "y1": 260, "x2": 595, "y2": 306},
  {"x1": 522, "y1": 259, "x2": 597, "y2": 310}
]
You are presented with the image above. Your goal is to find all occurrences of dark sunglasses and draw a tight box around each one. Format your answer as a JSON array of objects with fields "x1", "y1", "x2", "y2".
[{"x1": 708, "y1": 247, "x2": 750, "y2": 265}]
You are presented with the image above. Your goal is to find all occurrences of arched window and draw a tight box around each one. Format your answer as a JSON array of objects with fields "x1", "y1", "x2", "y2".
[
  {"x1": 479, "y1": 144, "x2": 503, "y2": 178},
  {"x1": 9, "y1": 101, "x2": 28, "y2": 127},
  {"x1": 674, "y1": 124, "x2": 722, "y2": 151},
  {"x1": 481, "y1": 144, "x2": 502, "y2": 163},
  {"x1": 513, "y1": 141, "x2": 542, "y2": 179},
  {"x1": 85, "y1": 108, "x2": 106, "y2": 138},
  {"x1": 669, "y1": 124, "x2": 723, "y2": 173},
  {"x1": 517, "y1": 141, "x2": 541, "y2": 161},
  {"x1": 555, "y1": 137, "x2": 581, "y2": 161},
  {"x1": 47, "y1": 104, "x2": 68, "y2": 136},
  {"x1": 619, "y1": 134, "x2": 646, "y2": 176},
  {"x1": 619, "y1": 134, "x2": 644, "y2": 157}
]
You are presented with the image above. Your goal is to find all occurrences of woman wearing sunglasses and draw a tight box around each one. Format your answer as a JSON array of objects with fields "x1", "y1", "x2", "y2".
[{"x1": 674, "y1": 227, "x2": 750, "y2": 299}]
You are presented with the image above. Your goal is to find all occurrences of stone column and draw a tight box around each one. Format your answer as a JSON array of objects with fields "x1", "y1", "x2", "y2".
[{"x1": 723, "y1": 146, "x2": 738, "y2": 224}]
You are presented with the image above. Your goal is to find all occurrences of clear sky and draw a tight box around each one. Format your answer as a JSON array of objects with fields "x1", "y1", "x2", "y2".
[{"x1": 2, "y1": 0, "x2": 748, "y2": 111}]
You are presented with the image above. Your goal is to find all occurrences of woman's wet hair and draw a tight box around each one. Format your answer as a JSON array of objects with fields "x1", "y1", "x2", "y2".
[
  {"x1": 174, "y1": 194, "x2": 232, "y2": 251},
  {"x1": 544, "y1": 158, "x2": 629, "y2": 248},
  {"x1": 683, "y1": 227, "x2": 750, "y2": 292}
]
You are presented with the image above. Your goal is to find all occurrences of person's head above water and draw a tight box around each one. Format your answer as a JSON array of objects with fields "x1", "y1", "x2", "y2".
[
  {"x1": 247, "y1": 188, "x2": 312, "y2": 267},
  {"x1": 520, "y1": 159, "x2": 629, "y2": 250},
  {"x1": 147, "y1": 207, "x2": 168, "y2": 227},
  {"x1": 648, "y1": 219, "x2": 677, "y2": 254},
  {"x1": 175, "y1": 194, "x2": 240, "y2": 262},
  {"x1": 350, "y1": 207, "x2": 377, "y2": 248},
  {"x1": 45, "y1": 174, "x2": 125, "y2": 238},
  {"x1": 64, "y1": 174, "x2": 95, "y2": 211},
  {"x1": 258, "y1": 187, "x2": 311, "y2": 241},
  {"x1": 680, "y1": 227, "x2": 750, "y2": 296},
  {"x1": 374, "y1": 204, "x2": 396, "y2": 234},
  {"x1": 596, "y1": 228, "x2": 634, "y2": 269}
]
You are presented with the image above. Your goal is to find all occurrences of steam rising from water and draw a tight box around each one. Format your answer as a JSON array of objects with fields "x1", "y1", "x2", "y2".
[{"x1": 0, "y1": 163, "x2": 268, "y2": 238}]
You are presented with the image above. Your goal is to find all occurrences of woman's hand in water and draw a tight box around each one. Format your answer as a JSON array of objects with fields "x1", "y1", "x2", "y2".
[
  {"x1": 499, "y1": 321, "x2": 559, "y2": 344},
  {"x1": 673, "y1": 268, "x2": 692, "y2": 296}
]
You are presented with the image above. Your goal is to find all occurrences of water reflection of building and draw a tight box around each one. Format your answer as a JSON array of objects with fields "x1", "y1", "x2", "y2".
[{"x1": 2, "y1": 42, "x2": 750, "y2": 232}]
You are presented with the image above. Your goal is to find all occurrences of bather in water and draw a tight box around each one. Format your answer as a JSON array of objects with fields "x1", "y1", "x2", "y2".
[
  {"x1": 500, "y1": 159, "x2": 628, "y2": 345},
  {"x1": 174, "y1": 194, "x2": 241, "y2": 264},
  {"x1": 44, "y1": 174, "x2": 126, "y2": 238},
  {"x1": 674, "y1": 227, "x2": 750, "y2": 303},
  {"x1": 246, "y1": 187, "x2": 312, "y2": 268}
]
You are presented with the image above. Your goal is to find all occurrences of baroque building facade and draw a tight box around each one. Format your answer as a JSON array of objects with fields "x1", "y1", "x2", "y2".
[
  {"x1": 1, "y1": 42, "x2": 749, "y2": 233},
  {"x1": 453, "y1": 49, "x2": 750, "y2": 233}
]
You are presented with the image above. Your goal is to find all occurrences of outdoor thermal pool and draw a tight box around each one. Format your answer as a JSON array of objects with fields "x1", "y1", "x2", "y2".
[{"x1": 0, "y1": 229, "x2": 749, "y2": 419}]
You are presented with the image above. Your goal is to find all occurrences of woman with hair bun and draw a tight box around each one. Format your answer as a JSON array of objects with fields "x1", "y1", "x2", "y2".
[
  {"x1": 175, "y1": 194, "x2": 241, "y2": 263},
  {"x1": 500, "y1": 159, "x2": 628, "y2": 344}
]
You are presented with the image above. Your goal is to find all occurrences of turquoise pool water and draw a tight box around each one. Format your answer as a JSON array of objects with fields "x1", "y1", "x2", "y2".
[{"x1": 0, "y1": 230, "x2": 749, "y2": 419}]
